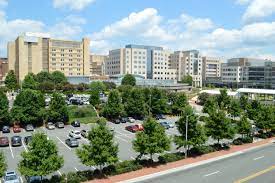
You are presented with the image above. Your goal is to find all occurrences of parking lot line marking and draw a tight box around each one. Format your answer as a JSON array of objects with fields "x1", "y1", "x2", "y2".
[
  {"x1": 131, "y1": 156, "x2": 136, "y2": 160},
  {"x1": 56, "y1": 136, "x2": 71, "y2": 151},
  {"x1": 22, "y1": 142, "x2": 28, "y2": 152},
  {"x1": 20, "y1": 176, "x2": 23, "y2": 183},
  {"x1": 253, "y1": 156, "x2": 264, "y2": 160},
  {"x1": 57, "y1": 170, "x2": 62, "y2": 176},
  {"x1": 9, "y1": 145, "x2": 14, "y2": 159},
  {"x1": 74, "y1": 167, "x2": 79, "y2": 171},
  {"x1": 204, "y1": 171, "x2": 220, "y2": 177},
  {"x1": 115, "y1": 135, "x2": 129, "y2": 143},
  {"x1": 115, "y1": 131, "x2": 132, "y2": 139}
]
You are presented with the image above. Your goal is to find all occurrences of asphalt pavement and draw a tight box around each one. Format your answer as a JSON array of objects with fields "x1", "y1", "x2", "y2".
[{"x1": 138, "y1": 143, "x2": 275, "y2": 183}]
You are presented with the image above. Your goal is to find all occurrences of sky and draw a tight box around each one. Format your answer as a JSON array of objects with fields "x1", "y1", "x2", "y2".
[{"x1": 0, "y1": 0, "x2": 275, "y2": 60}]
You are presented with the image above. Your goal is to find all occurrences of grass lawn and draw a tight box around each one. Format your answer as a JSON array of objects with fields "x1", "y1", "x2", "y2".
[{"x1": 68, "y1": 105, "x2": 100, "y2": 124}]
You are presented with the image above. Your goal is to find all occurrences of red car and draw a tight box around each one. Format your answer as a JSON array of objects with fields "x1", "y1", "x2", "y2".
[
  {"x1": 13, "y1": 125, "x2": 21, "y2": 133},
  {"x1": 125, "y1": 124, "x2": 144, "y2": 133},
  {"x1": 0, "y1": 137, "x2": 9, "y2": 147}
]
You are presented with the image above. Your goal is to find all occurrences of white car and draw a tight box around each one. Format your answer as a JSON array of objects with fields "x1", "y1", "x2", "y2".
[
  {"x1": 46, "y1": 122, "x2": 55, "y2": 130},
  {"x1": 128, "y1": 117, "x2": 135, "y2": 123},
  {"x1": 69, "y1": 130, "x2": 81, "y2": 139}
]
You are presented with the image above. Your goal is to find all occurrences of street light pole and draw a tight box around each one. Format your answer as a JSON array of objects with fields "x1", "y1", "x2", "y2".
[{"x1": 185, "y1": 115, "x2": 188, "y2": 159}]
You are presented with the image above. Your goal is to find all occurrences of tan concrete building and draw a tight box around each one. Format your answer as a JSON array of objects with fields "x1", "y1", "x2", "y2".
[
  {"x1": 8, "y1": 32, "x2": 90, "y2": 81},
  {"x1": 202, "y1": 56, "x2": 222, "y2": 84},
  {"x1": 171, "y1": 50, "x2": 202, "y2": 87},
  {"x1": 0, "y1": 58, "x2": 8, "y2": 81},
  {"x1": 90, "y1": 54, "x2": 107, "y2": 76}
]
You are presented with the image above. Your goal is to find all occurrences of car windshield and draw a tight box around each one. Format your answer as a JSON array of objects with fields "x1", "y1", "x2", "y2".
[
  {"x1": 75, "y1": 132, "x2": 80, "y2": 135},
  {"x1": 5, "y1": 175, "x2": 17, "y2": 180}
]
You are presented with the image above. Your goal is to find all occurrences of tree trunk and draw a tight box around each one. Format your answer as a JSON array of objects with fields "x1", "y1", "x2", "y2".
[{"x1": 217, "y1": 139, "x2": 220, "y2": 144}]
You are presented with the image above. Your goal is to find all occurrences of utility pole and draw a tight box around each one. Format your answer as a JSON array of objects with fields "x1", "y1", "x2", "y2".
[{"x1": 185, "y1": 115, "x2": 188, "y2": 159}]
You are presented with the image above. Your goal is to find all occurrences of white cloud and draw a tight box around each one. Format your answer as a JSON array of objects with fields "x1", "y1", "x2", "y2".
[
  {"x1": 242, "y1": 0, "x2": 275, "y2": 23},
  {"x1": 53, "y1": 0, "x2": 95, "y2": 10},
  {"x1": 235, "y1": 0, "x2": 251, "y2": 5},
  {"x1": 0, "y1": 0, "x2": 8, "y2": 7}
]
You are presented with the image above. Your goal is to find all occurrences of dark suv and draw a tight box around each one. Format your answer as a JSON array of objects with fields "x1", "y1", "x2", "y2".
[
  {"x1": 11, "y1": 136, "x2": 22, "y2": 147},
  {"x1": 2, "y1": 126, "x2": 10, "y2": 133},
  {"x1": 71, "y1": 120, "x2": 80, "y2": 127}
]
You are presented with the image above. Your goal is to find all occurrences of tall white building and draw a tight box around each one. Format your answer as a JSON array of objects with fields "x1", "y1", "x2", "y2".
[
  {"x1": 171, "y1": 50, "x2": 202, "y2": 87},
  {"x1": 202, "y1": 56, "x2": 222, "y2": 85}
]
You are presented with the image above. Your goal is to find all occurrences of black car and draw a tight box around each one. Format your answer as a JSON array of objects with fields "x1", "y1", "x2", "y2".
[
  {"x1": 11, "y1": 136, "x2": 22, "y2": 147},
  {"x1": 2, "y1": 126, "x2": 10, "y2": 133},
  {"x1": 121, "y1": 117, "x2": 128, "y2": 123},
  {"x1": 71, "y1": 120, "x2": 80, "y2": 127},
  {"x1": 24, "y1": 136, "x2": 32, "y2": 145},
  {"x1": 80, "y1": 130, "x2": 88, "y2": 138},
  {"x1": 155, "y1": 114, "x2": 166, "y2": 120}
]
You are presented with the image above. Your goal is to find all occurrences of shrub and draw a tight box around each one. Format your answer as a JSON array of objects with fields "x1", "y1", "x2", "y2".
[
  {"x1": 233, "y1": 138, "x2": 243, "y2": 145},
  {"x1": 242, "y1": 136, "x2": 253, "y2": 143},
  {"x1": 113, "y1": 160, "x2": 142, "y2": 175},
  {"x1": 189, "y1": 145, "x2": 215, "y2": 156},
  {"x1": 255, "y1": 133, "x2": 268, "y2": 139},
  {"x1": 65, "y1": 172, "x2": 87, "y2": 183},
  {"x1": 158, "y1": 153, "x2": 184, "y2": 164},
  {"x1": 102, "y1": 165, "x2": 116, "y2": 175}
]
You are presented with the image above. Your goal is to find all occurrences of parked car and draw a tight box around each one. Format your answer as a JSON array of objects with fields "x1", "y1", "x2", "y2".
[
  {"x1": 109, "y1": 127, "x2": 115, "y2": 132},
  {"x1": 46, "y1": 122, "x2": 55, "y2": 130},
  {"x1": 125, "y1": 125, "x2": 139, "y2": 133},
  {"x1": 11, "y1": 136, "x2": 22, "y2": 147},
  {"x1": 69, "y1": 130, "x2": 81, "y2": 139},
  {"x1": 0, "y1": 137, "x2": 9, "y2": 147},
  {"x1": 13, "y1": 125, "x2": 21, "y2": 133},
  {"x1": 65, "y1": 138, "x2": 79, "y2": 147},
  {"x1": 135, "y1": 124, "x2": 144, "y2": 131},
  {"x1": 121, "y1": 117, "x2": 128, "y2": 123},
  {"x1": 55, "y1": 122, "x2": 65, "y2": 128},
  {"x1": 128, "y1": 117, "x2": 135, "y2": 123},
  {"x1": 113, "y1": 119, "x2": 121, "y2": 124},
  {"x1": 155, "y1": 114, "x2": 166, "y2": 120},
  {"x1": 25, "y1": 124, "x2": 34, "y2": 132},
  {"x1": 80, "y1": 130, "x2": 88, "y2": 138},
  {"x1": 160, "y1": 122, "x2": 170, "y2": 129},
  {"x1": 3, "y1": 171, "x2": 20, "y2": 183},
  {"x1": 26, "y1": 176, "x2": 42, "y2": 183},
  {"x1": 24, "y1": 136, "x2": 32, "y2": 145},
  {"x1": 2, "y1": 126, "x2": 10, "y2": 133},
  {"x1": 71, "y1": 120, "x2": 80, "y2": 127}
]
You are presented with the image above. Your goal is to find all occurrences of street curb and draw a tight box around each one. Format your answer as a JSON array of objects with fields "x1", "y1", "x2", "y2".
[{"x1": 119, "y1": 141, "x2": 273, "y2": 183}]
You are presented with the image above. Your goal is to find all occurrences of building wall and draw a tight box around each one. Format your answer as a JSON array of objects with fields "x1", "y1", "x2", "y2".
[
  {"x1": 0, "y1": 58, "x2": 8, "y2": 81},
  {"x1": 202, "y1": 57, "x2": 221, "y2": 82},
  {"x1": 105, "y1": 49, "x2": 124, "y2": 76},
  {"x1": 8, "y1": 33, "x2": 90, "y2": 81},
  {"x1": 90, "y1": 54, "x2": 107, "y2": 76}
]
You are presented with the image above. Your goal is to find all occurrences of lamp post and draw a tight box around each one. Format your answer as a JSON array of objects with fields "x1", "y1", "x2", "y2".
[{"x1": 185, "y1": 115, "x2": 188, "y2": 159}]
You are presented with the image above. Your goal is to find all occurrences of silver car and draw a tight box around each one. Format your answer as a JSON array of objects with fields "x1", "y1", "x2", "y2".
[
  {"x1": 3, "y1": 171, "x2": 20, "y2": 183},
  {"x1": 65, "y1": 138, "x2": 79, "y2": 147}
]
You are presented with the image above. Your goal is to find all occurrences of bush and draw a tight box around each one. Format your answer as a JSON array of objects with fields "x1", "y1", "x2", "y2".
[
  {"x1": 242, "y1": 136, "x2": 253, "y2": 143},
  {"x1": 255, "y1": 133, "x2": 268, "y2": 139},
  {"x1": 189, "y1": 145, "x2": 215, "y2": 156},
  {"x1": 65, "y1": 172, "x2": 88, "y2": 183},
  {"x1": 102, "y1": 165, "x2": 116, "y2": 175},
  {"x1": 211, "y1": 143, "x2": 230, "y2": 151},
  {"x1": 113, "y1": 160, "x2": 142, "y2": 175},
  {"x1": 69, "y1": 106, "x2": 97, "y2": 118},
  {"x1": 158, "y1": 153, "x2": 184, "y2": 164}
]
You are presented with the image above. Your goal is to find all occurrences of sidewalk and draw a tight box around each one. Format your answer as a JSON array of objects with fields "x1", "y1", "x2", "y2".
[{"x1": 87, "y1": 137, "x2": 275, "y2": 183}]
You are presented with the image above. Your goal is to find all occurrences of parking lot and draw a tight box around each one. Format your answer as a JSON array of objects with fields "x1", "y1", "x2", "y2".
[{"x1": 0, "y1": 116, "x2": 179, "y2": 177}]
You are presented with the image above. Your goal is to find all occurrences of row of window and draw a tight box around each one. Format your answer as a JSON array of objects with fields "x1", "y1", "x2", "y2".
[
  {"x1": 51, "y1": 53, "x2": 82, "y2": 57},
  {"x1": 51, "y1": 49, "x2": 82, "y2": 53},
  {"x1": 52, "y1": 58, "x2": 82, "y2": 62},
  {"x1": 51, "y1": 63, "x2": 82, "y2": 66},
  {"x1": 51, "y1": 67, "x2": 81, "y2": 71}
]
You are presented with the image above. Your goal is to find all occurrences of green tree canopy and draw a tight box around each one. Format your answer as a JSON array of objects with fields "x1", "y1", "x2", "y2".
[
  {"x1": 38, "y1": 81, "x2": 55, "y2": 92},
  {"x1": 205, "y1": 110, "x2": 235, "y2": 144},
  {"x1": 35, "y1": 71, "x2": 53, "y2": 83},
  {"x1": 48, "y1": 93, "x2": 69, "y2": 123},
  {"x1": 239, "y1": 95, "x2": 249, "y2": 111},
  {"x1": 237, "y1": 114, "x2": 252, "y2": 138},
  {"x1": 150, "y1": 88, "x2": 168, "y2": 115},
  {"x1": 125, "y1": 88, "x2": 145, "y2": 119},
  {"x1": 197, "y1": 92, "x2": 210, "y2": 105},
  {"x1": 180, "y1": 75, "x2": 193, "y2": 86},
  {"x1": 89, "y1": 89, "x2": 100, "y2": 106},
  {"x1": 117, "y1": 85, "x2": 133, "y2": 104},
  {"x1": 77, "y1": 123, "x2": 118, "y2": 170},
  {"x1": 4, "y1": 70, "x2": 18, "y2": 90},
  {"x1": 90, "y1": 81, "x2": 106, "y2": 92},
  {"x1": 0, "y1": 90, "x2": 10, "y2": 124},
  {"x1": 121, "y1": 74, "x2": 136, "y2": 86},
  {"x1": 202, "y1": 96, "x2": 218, "y2": 114},
  {"x1": 228, "y1": 99, "x2": 241, "y2": 119},
  {"x1": 174, "y1": 106, "x2": 207, "y2": 155},
  {"x1": 0, "y1": 152, "x2": 7, "y2": 177},
  {"x1": 133, "y1": 117, "x2": 170, "y2": 160},
  {"x1": 11, "y1": 89, "x2": 45, "y2": 125},
  {"x1": 246, "y1": 100, "x2": 262, "y2": 120},
  {"x1": 255, "y1": 106, "x2": 274, "y2": 132},
  {"x1": 101, "y1": 90, "x2": 124, "y2": 119},
  {"x1": 216, "y1": 89, "x2": 231, "y2": 110},
  {"x1": 51, "y1": 71, "x2": 67, "y2": 85},
  {"x1": 22, "y1": 73, "x2": 38, "y2": 90},
  {"x1": 171, "y1": 92, "x2": 188, "y2": 115},
  {"x1": 18, "y1": 133, "x2": 64, "y2": 177}
]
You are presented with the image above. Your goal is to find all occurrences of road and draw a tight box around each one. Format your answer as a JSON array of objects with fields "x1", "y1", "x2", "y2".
[{"x1": 139, "y1": 143, "x2": 275, "y2": 183}]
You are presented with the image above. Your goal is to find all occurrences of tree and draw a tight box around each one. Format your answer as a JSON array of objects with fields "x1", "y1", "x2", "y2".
[
  {"x1": 202, "y1": 96, "x2": 218, "y2": 114},
  {"x1": 125, "y1": 88, "x2": 145, "y2": 119},
  {"x1": 174, "y1": 106, "x2": 207, "y2": 155},
  {"x1": 48, "y1": 93, "x2": 69, "y2": 123},
  {"x1": 18, "y1": 133, "x2": 64, "y2": 179},
  {"x1": 38, "y1": 81, "x2": 55, "y2": 92},
  {"x1": 246, "y1": 100, "x2": 262, "y2": 120},
  {"x1": 76, "y1": 83, "x2": 89, "y2": 91},
  {"x1": 101, "y1": 90, "x2": 123, "y2": 119},
  {"x1": 51, "y1": 71, "x2": 67, "y2": 85},
  {"x1": 133, "y1": 117, "x2": 170, "y2": 160},
  {"x1": 255, "y1": 106, "x2": 274, "y2": 132},
  {"x1": 0, "y1": 152, "x2": 7, "y2": 177},
  {"x1": 90, "y1": 81, "x2": 106, "y2": 92},
  {"x1": 197, "y1": 92, "x2": 210, "y2": 105},
  {"x1": 4, "y1": 70, "x2": 18, "y2": 90},
  {"x1": 180, "y1": 75, "x2": 193, "y2": 86},
  {"x1": 228, "y1": 99, "x2": 241, "y2": 120},
  {"x1": 205, "y1": 110, "x2": 235, "y2": 144},
  {"x1": 22, "y1": 73, "x2": 38, "y2": 90},
  {"x1": 11, "y1": 89, "x2": 45, "y2": 125},
  {"x1": 216, "y1": 89, "x2": 231, "y2": 110},
  {"x1": 0, "y1": 91, "x2": 10, "y2": 124},
  {"x1": 239, "y1": 95, "x2": 249, "y2": 111},
  {"x1": 150, "y1": 88, "x2": 168, "y2": 115},
  {"x1": 77, "y1": 123, "x2": 118, "y2": 171},
  {"x1": 35, "y1": 71, "x2": 53, "y2": 83},
  {"x1": 171, "y1": 92, "x2": 188, "y2": 115},
  {"x1": 117, "y1": 85, "x2": 133, "y2": 104},
  {"x1": 121, "y1": 74, "x2": 136, "y2": 86},
  {"x1": 237, "y1": 114, "x2": 252, "y2": 138},
  {"x1": 89, "y1": 89, "x2": 100, "y2": 106},
  {"x1": 103, "y1": 81, "x2": 116, "y2": 90}
]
